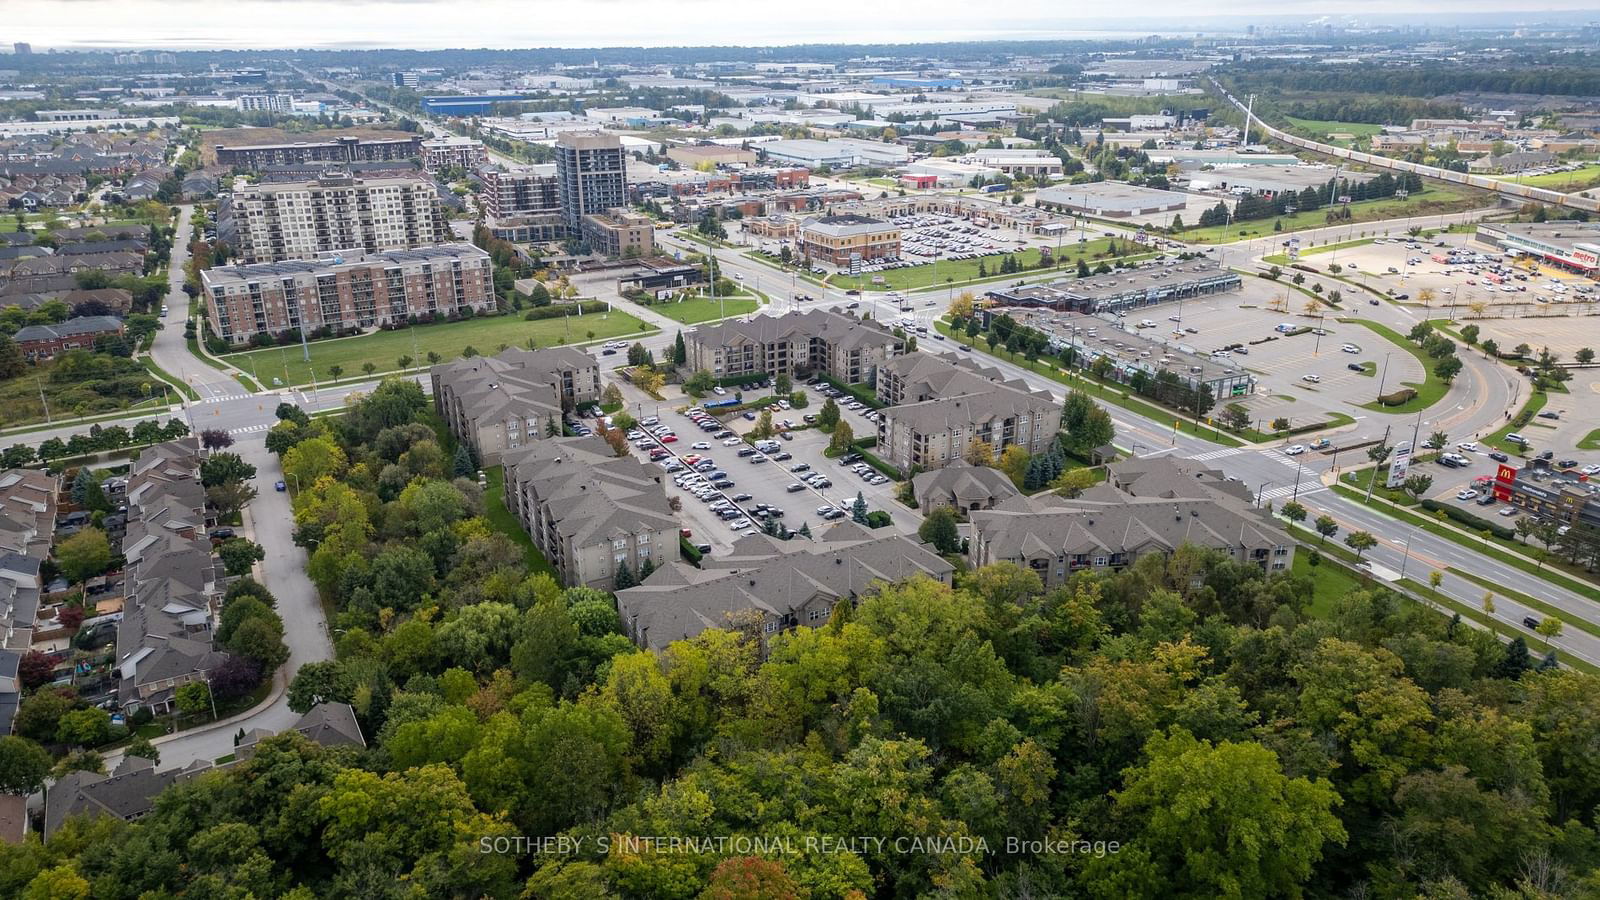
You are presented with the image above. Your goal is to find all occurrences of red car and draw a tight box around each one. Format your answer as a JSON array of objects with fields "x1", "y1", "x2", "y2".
[{"x1": 661, "y1": 434, "x2": 678, "y2": 443}]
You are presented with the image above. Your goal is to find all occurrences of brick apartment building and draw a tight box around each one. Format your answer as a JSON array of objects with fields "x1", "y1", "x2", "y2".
[
  {"x1": 221, "y1": 172, "x2": 449, "y2": 264},
  {"x1": 200, "y1": 244, "x2": 493, "y2": 345},
  {"x1": 797, "y1": 214, "x2": 901, "y2": 266},
  {"x1": 11, "y1": 315, "x2": 125, "y2": 360}
]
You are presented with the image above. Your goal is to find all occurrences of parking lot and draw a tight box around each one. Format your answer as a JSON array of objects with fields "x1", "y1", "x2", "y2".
[
  {"x1": 1303, "y1": 235, "x2": 1600, "y2": 315},
  {"x1": 1407, "y1": 440, "x2": 1600, "y2": 526},
  {"x1": 620, "y1": 383, "x2": 914, "y2": 557},
  {"x1": 1097, "y1": 276, "x2": 1421, "y2": 423}
]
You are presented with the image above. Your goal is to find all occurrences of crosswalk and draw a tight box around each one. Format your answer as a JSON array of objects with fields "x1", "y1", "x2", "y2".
[
  {"x1": 1187, "y1": 447, "x2": 1243, "y2": 462},
  {"x1": 227, "y1": 423, "x2": 272, "y2": 436},
  {"x1": 1257, "y1": 483, "x2": 1326, "y2": 503},
  {"x1": 1260, "y1": 449, "x2": 1312, "y2": 469}
]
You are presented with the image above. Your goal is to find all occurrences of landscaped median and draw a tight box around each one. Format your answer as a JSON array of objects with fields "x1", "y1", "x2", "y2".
[{"x1": 1335, "y1": 318, "x2": 1452, "y2": 414}]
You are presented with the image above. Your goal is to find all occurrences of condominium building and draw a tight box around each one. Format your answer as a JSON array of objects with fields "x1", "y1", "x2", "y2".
[
  {"x1": 201, "y1": 244, "x2": 493, "y2": 345},
  {"x1": 236, "y1": 94, "x2": 295, "y2": 114},
  {"x1": 222, "y1": 172, "x2": 449, "y2": 264},
  {"x1": 554, "y1": 131, "x2": 628, "y2": 233},
  {"x1": 420, "y1": 136, "x2": 489, "y2": 173},
  {"x1": 477, "y1": 165, "x2": 565, "y2": 242},
  {"x1": 615, "y1": 526, "x2": 954, "y2": 651},
  {"x1": 967, "y1": 456, "x2": 1292, "y2": 587},
  {"x1": 501, "y1": 436, "x2": 678, "y2": 591},
  {"x1": 797, "y1": 214, "x2": 901, "y2": 266},
  {"x1": 876, "y1": 352, "x2": 1061, "y2": 472},
  {"x1": 581, "y1": 210, "x2": 654, "y2": 258},
  {"x1": 686, "y1": 308, "x2": 905, "y2": 385},
  {"x1": 214, "y1": 136, "x2": 422, "y2": 170},
  {"x1": 432, "y1": 346, "x2": 603, "y2": 466}
]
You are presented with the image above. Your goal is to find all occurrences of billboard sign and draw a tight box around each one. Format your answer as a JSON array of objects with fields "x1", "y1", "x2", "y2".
[{"x1": 1385, "y1": 440, "x2": 1413, "y2": 489}]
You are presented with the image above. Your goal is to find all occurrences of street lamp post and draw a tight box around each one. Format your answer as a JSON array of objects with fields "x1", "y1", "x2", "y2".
[{"x1": 1256, "y1": 480, "x2": 1275, "y2": 508}]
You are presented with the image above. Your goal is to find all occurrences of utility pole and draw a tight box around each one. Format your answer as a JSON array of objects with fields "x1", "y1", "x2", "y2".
[
  {"x1": 1365, "y1": 423, "x2": 1391, "y2": 502},
  {"x1": 35, "y1": 375, "x2": 50, "y2": 423}
]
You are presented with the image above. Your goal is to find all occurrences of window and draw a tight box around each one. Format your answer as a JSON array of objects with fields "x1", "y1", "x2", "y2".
[
  {"x1": 763, "y1": 620, "x2": 779, "y2": 634},
  {"x1": 1093, "y1": 556, "x2": 1107, "y2": 567}
]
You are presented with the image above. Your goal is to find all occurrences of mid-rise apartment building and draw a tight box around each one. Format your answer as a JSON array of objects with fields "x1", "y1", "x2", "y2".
[
  {"x1": 797, "y1": 214, "x2": 901, "y2": 266},
  {"x1": 478, "y1": 165, "x2": 565, "y2": 242},
  {"x1": 214, "y1": 136, "x2": 422, "y2": 170},
  {"x1": 686, "y1": 308, "x2": 904, "y2": 385},
  {"x1": 581, "y1": 210, "x2": 654, "y2": 257},
  {"x1": 236, "y1": 94, "x2": 295, "y2": 114},
  {"x1": 432, "y1": 346, "x2": 603, "y2": 466},
  {"x1": 201, "y1": 244, "x2": 493, "y2": 345},
  {"x1": 615, "y1": 528, "x2": 954, "y2": 650},
  {"x1": 501, "y1": 436, "x2": 678, "y2": 591},
  {"x1": 876, "y1": 352, "x2": 1061, "y2": 473},
  {"x1": 554, "y1": 131, "x2": 628, "y2": 233},
  {"x1": 222, "y1": 172, "x2": 449, "y2": 264},
  {"x1": 420, "y1": 136, "x2": 489, "y2": 173},
  {"x1": 967, "y1": 456, "x2": 1293, "y2": 587}
]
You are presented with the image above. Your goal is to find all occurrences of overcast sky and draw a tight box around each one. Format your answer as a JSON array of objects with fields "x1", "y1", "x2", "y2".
[{"x1": 8, "y1": 1, "x2": 1599, "y2": 51}]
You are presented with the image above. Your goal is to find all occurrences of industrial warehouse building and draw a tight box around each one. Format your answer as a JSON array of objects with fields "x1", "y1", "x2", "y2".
[{"x1": 1035, "y1": 183, "x2": 1189, "y2": 218}]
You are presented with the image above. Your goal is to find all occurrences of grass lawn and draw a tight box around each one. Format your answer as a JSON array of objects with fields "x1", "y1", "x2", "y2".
[
  {"x1": 648, "y1": 292, "x2": 760, "y2": 325},
  {"x1": 1487, "y1": 165, "x2": 1600, "y2": 193},
  {"x1": 139, "y1": 357, "x2": 199, "y2": 401},
  {"x1": 226, "y1": 311, "x2": 654, "y2": 387},
  {"x1": 851, "y1": 239, "x2": 1133, "y2": 292},
  {"x1": 1336, "y1": 318, "x2": 1451, "y2": 413},
  {"x1": 935, "y1": 320, "x2": 1246, "y2": 447},
  {"x1": 482, "y1": 465, "x2": 561, "y2": 581},
  {"x1": 1175, "y1": 183, "x2": 1482, "y2": 245},
  {"x1": 1484, "y1": 391, "x2": 1549, "y2": 454},
  {"x1": 1294, "y1": 550, "x2": 1366, "y2": 619},
  {"x1": 1579, "y1": 428, "x2": 1600, "y2": 451}
]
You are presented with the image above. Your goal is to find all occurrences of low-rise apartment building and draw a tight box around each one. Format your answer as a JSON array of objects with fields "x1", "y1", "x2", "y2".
[
  {"x1": 0, "y1": 468, "x2": 58, "y2": 651},
  {"x1": 797, "y1": 214, "x2": 901, "y2": 267},
  {"x1": 431, "y1": 346, "x2": 602, "y2": 466},
  {"x1": 685, "y1": 308, "x2": 905, "y2": 384},
  {"x1": 967, "y1": 456, "x2": 1292, "y2": 587},
  {"x1": 615, "y1": 525, "x2": 954, "y2": 650},
  {"x1": 201, "y1": 243, "x2": 494, "y2": 346},
  {"x1": 876, "y1": 352, "x2": 1061, "y2": 472},
  {"x1": 501, "y1": 436, "x2": 678, "y2": 591}
]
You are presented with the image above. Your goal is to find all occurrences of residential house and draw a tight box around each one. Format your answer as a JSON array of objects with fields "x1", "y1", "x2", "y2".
[
  {"x1": 11, "y1": 315, "x2": 125, "y2": 361},
  {"x1": 44, "y1": 756, "x2": 214, "y2": 840},
  {"x1": 236, "y1": 701, "x2": 366, "y2": 761}
]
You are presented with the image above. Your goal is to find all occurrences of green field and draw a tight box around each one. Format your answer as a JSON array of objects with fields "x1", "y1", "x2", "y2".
[
  {"x1": 850, "y1": 239, "x2": 1132, "y2": 292},
  {"x1": 1488, "y1": 165, "x2": 1600, "y2": 193},
  {"x1": 648, "y1": 292, "x2": 760, "y2": 325},
  {"x1": 1176, "y1": 184, "x2": 1482, "y2": 245},
  {"x1": 1336, "y1": 318, "x2": 1452, "y2": 413},
  {"x1": 1484, "y1": 390, "x2": 1550, "y2": 454},
  {"x1": 227, "y1": 311, "x2": 654, "y2": 387},
  {"x1": 1579, "y1": 428, "x2": 1600, "y2": 451},
  {"x1": 1284, "y1": 117, "x2": 1386, "y2": 145}
]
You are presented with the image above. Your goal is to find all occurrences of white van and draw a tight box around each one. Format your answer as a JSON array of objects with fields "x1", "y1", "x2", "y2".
[{"x1": 1506, "y1": 432, "x2": 1527, "y2": 445}]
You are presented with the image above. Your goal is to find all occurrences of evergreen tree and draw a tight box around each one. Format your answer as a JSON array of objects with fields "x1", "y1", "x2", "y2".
[
  {"x1": 673, "y1": 331, "x2": 688, "y2": 366},
  {"x1": 639, "y1": 558, "x2": 655, "y2": 580},
  {"x1": 1077, "y1": 258, "x2": 1091, "y2": 278},
  {"x1": 545, "y1": 414, "x2": 559, "y2": 437},
  {"x1": 798, "y1": 522, "x2": 812, "y2": 539},
  {"x1": 852, "y1": 492, "x2": 868, "y2": 524},
  {"x1": 1495, "y1": 636, "x2": 1532, "y2": 679},
  {"x1": 452, "y1": 444, "x2": 476, "y2": 478},
  {"x1": 613, "y1": 560, "x2": 636, "y2": 590}
]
